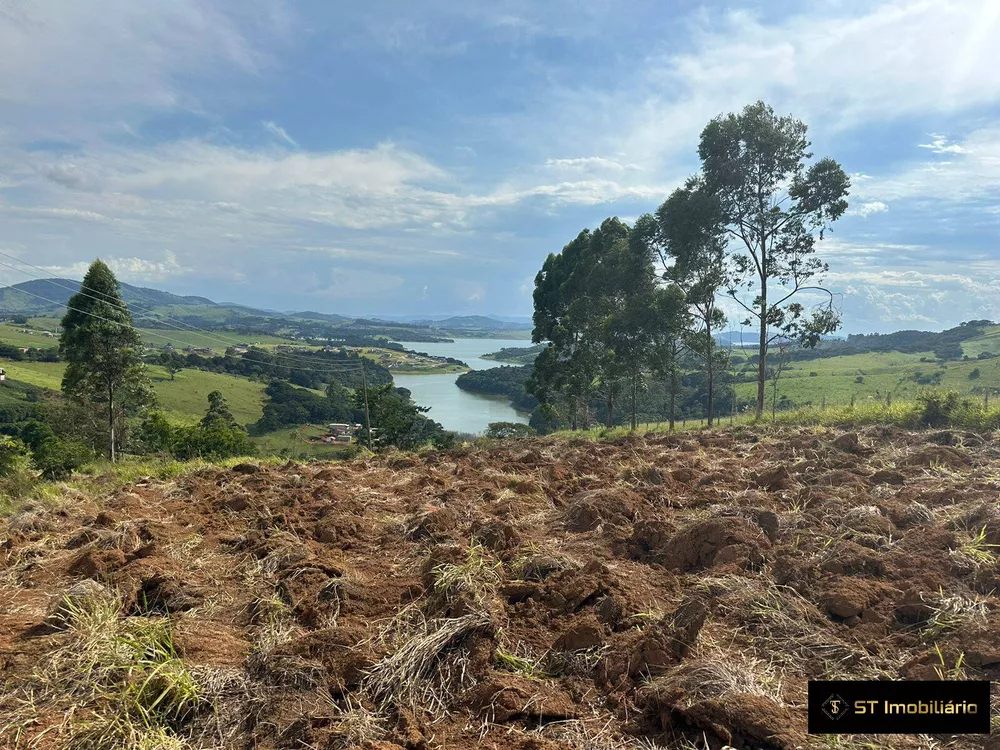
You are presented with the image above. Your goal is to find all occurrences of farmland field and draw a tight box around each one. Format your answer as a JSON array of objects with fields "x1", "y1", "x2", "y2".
[
  {"x1": 136, "y1": 328, "x2": 295, "y2": 351},
  {"x1": 4, "y1": 361, "x2": 267, "y2": 425},
  {"x1": 2, "y1": 428, "x2": 995, "y2": 750},
  {"x1": 733, "y1": 349, "x2": 1000, "y2": 408}
]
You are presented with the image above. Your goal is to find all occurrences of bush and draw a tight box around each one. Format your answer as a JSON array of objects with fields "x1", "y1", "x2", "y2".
[
  {"x1": 32, "y1": 437, "x2": 91, "y2": 480},
  {"x1": 969, "y1": 368, "x2": 981, "y2": 380},
  {"x1": 171, "y1": 424, "x2": 256, "y2": 461},
  {"x1": 484, "y1": 422, "x2": 536, "y2": 439},
  {"x1": 809, "y1": 372, "x2": 818, "y2": 377},
  {"x1": 855, "y1": 376, "x2": 864, "y2": 383},
  {"x1": 0, "y1": 435, "x2": 27, "y2": 477},
  {"x1": 137, "y1": 412, "x2": 175, "y2": 454},
  {"x1": 917, "y1": 389, "x2": 962, "y2": 428}
]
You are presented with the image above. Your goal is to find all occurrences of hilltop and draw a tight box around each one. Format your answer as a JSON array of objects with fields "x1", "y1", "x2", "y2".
[
  {"x1": 0, "y1": 280, "x2": 528, "y2": 339},
  {"x1": 2, "y1": 428, "x2": 997, "y2": 749}
]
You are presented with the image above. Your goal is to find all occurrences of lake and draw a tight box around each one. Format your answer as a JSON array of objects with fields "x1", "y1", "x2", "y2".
[{"x1": 393, "y1": 338, "x2": 531, "y2": 435}]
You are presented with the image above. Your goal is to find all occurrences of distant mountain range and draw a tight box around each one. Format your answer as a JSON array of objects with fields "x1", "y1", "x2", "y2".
[
  {"x1": 413, "y1": 315, "x2": 531, "y2": 331},
  {"x1": 0, "y1": 279, "x2": 529, "y2": 333},
  {"x1": 0, "y1": 278, "x2": 232, "y2": 315},
  {"x1": 367, "y1": 313, "x2": 532, "y2": 330}
]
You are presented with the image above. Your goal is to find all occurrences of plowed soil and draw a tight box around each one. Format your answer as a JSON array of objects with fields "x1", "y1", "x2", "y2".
[{"x1": 3, "y1": 426, "x2": 1000, "y2": 749}]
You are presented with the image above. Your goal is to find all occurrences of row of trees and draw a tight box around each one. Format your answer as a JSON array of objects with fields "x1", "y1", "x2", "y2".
[{"x1": 529, "y1": 101, "x2": 851, "y2": 427}]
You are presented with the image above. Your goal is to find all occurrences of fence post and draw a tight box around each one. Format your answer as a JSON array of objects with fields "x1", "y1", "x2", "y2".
[
  {"x1": 887, "y1": 392, "x2": 892, "y2": 408},
  {"x1": 986, "y1": 391, "x2": 990, "y2": 410},
  {"x1": 821, "y1": 395, "x2": 826, "y2": 410},
  {"x1": 850, "y1": 394, "x2": 855, "y2": 408}
]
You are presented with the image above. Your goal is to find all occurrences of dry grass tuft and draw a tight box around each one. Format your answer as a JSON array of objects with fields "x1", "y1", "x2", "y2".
[
  {"x1": 428, "y1": 543, "x2": 502, "y2": 613},
  {"x1": 655, "y1": 646, "x2": 784, "y2": 706},
  {"x1": 918, "y1": 591, "x2": 989, "y2": 639},
  {"x1": 363, "y1": 609, "x2": 492, "y2": 712},
  {"x1": 324, "y1": 697, "x2": 388, "y2": 749},
  {"x1": 718, "y1": 577, "x2": 878, "y2": 675}
]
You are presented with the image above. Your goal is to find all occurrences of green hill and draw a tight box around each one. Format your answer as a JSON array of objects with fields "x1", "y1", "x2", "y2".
[{"x1": 3, "y1": 361, "x2": 266, "y2": 426}]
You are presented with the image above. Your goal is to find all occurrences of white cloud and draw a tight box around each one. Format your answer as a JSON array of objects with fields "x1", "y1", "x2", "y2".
[
  {"x1": 510, "y1": 0, "x2": 1000, "y2": 174},
  {"x1": 262, "y1": 121, "x2": 298, "y2": 148},
  {"x1": 0, "y1": 0, "x2": 294, "y2": 137},
  {"x1": 39, "y1": 252, "x2": 188, "y2": 283},
  {"x1": 918, "y1": 133, "x2": 969, "y2": 154},
  {"x1": 857, "y1": 127, "x2": 1000, "y2": 202},
  {"x1": 305, "y1": 267, "x2": 406, "y2": 299},
  {"x1": 849, "y1": 200, "x2": 889, "y2": 217},
  {"x1": 545, "y1": 156, "x2": 640, "y2": 172}
]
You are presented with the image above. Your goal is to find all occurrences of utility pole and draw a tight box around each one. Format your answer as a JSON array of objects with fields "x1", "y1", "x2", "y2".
[{"x1": 361, "y1": 365, "x2": 373, "y2": 452}]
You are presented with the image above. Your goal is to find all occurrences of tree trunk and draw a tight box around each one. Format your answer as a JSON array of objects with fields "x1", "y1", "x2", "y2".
[
  {"x1": 606, "y1": 393, "x2": 614, "y2": 428},
  {"x1": 706, "y1": 318, "x2": 714, "y2": 427},
  {"x1": 630, "y1": 375, "x2": 637, "y2": 431},
  {"x1": 108, "y1": 385, "x2": 116, "y2": 463},
  {"x1": 756, "y1": 224, "x2": 769, "y2": 420},
  {"x1": 756, "y1": 291, "x2": 767, "y2": 420},
  {"x1": 669, "y1": 365, "x2": 677, "y2": 432}
]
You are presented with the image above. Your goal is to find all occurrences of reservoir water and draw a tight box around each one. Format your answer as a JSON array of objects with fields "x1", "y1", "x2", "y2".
[{"x1": 393, "y1": 338, "x2": 531, "y2": 435}]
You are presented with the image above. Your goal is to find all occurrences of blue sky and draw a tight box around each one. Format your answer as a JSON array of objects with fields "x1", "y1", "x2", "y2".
[{"x1": 1, "y1": 0, "x2": 999, "y2": 332}]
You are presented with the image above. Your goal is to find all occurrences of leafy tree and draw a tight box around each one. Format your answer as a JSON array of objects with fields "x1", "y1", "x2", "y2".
[
  {"x1": 529, "y1": 230, "x2": 601, "y2": 429},
  {"x1": 356, "y1": 384, "x2": 452, "y2": 451},
  {"x1": 200, "y1": 390, "x2": 237, "y2": 429},
  {"x1": 648, "y1": 284, "x2": 690, "y2": 430},
  {"x1": 656, "y1": 179, "x2": 729, "y2": 426},
  {"x1": 172, "y1": 424, "x2": 255, "y2": 461},
  {"x1": 158, "y1": 350, "x2": 185, "y2": 380},
  {"x1": 697, "y1": 101, "x2": 849, "y2": 418},
  {"x1": 59, "y1": 260, "x2": 154, "y2": 461},
  {"x1": 19, "y1": 419, "x2": 55, "y2": 452}
]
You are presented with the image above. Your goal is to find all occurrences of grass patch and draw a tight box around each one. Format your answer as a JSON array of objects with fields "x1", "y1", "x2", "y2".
[
  {"x1": 8, "y1": 595, "x2": 210, "y2": 749},
  {"x1": 3, "y1": 362, "x2": 267, "y2": 425},
  {"x1": 429, "y1": 544, "x2": 503, "y2": 613}
]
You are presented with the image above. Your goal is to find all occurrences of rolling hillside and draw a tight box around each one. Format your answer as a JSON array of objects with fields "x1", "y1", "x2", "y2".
[{"x1": 3, "y1": 361, "x2": 267, "y2": 425}]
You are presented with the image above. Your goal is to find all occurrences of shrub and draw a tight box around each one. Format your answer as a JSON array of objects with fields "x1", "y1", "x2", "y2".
[
  {"x1": 969, "y1": 368, "x2": 981, "y2": 380},
  {"x1": 484, "y1": 422, "x2": 536, "y2": 439},
  {"x1": 0, "y1": 435, "x2": 27, "y2": 477},
  {"x1": 917, "y1": 389, "x2": 962, "y2": 428},
  {"x1": 809, "y1": 372, "x2": 818, "y2": 377},
  {"x1": 19, "y1": 420, "x2": 55, "y2": 452},
  {"x1": 32, "y1": 437, "x2": 91, "y2": 480},
  {"x1": 172, "y1": 424, "x2": 256, "y2": 461},
  {"x1": 855, "y1": 376, "x2": 864, "y2": 384}
]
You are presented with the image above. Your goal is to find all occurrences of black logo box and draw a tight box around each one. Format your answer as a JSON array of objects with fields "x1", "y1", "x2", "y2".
[{"x1": 808, "y1": 680, "x2": 991, "y2": 734}]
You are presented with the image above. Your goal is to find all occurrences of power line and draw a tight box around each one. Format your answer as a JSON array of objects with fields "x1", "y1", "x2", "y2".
[
  {"x1": 0, "y1": 250, "x2": 367, "y2": 369},
  {"x1": 4, "y1": 285, "x2": 367, "y2": 376},
  {"x1": 0, "y1": 254, "x2": 368, "y2": 372}
]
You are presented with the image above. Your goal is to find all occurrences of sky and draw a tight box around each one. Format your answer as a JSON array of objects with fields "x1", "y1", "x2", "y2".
[{"x1": 1, "y1": 0, "x2": 1000, "y2": 333}]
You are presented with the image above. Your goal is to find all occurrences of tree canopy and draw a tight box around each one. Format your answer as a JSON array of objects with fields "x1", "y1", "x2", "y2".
[{"x1": 59, "y1": 260, "x2": 154, "y2": 461}]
